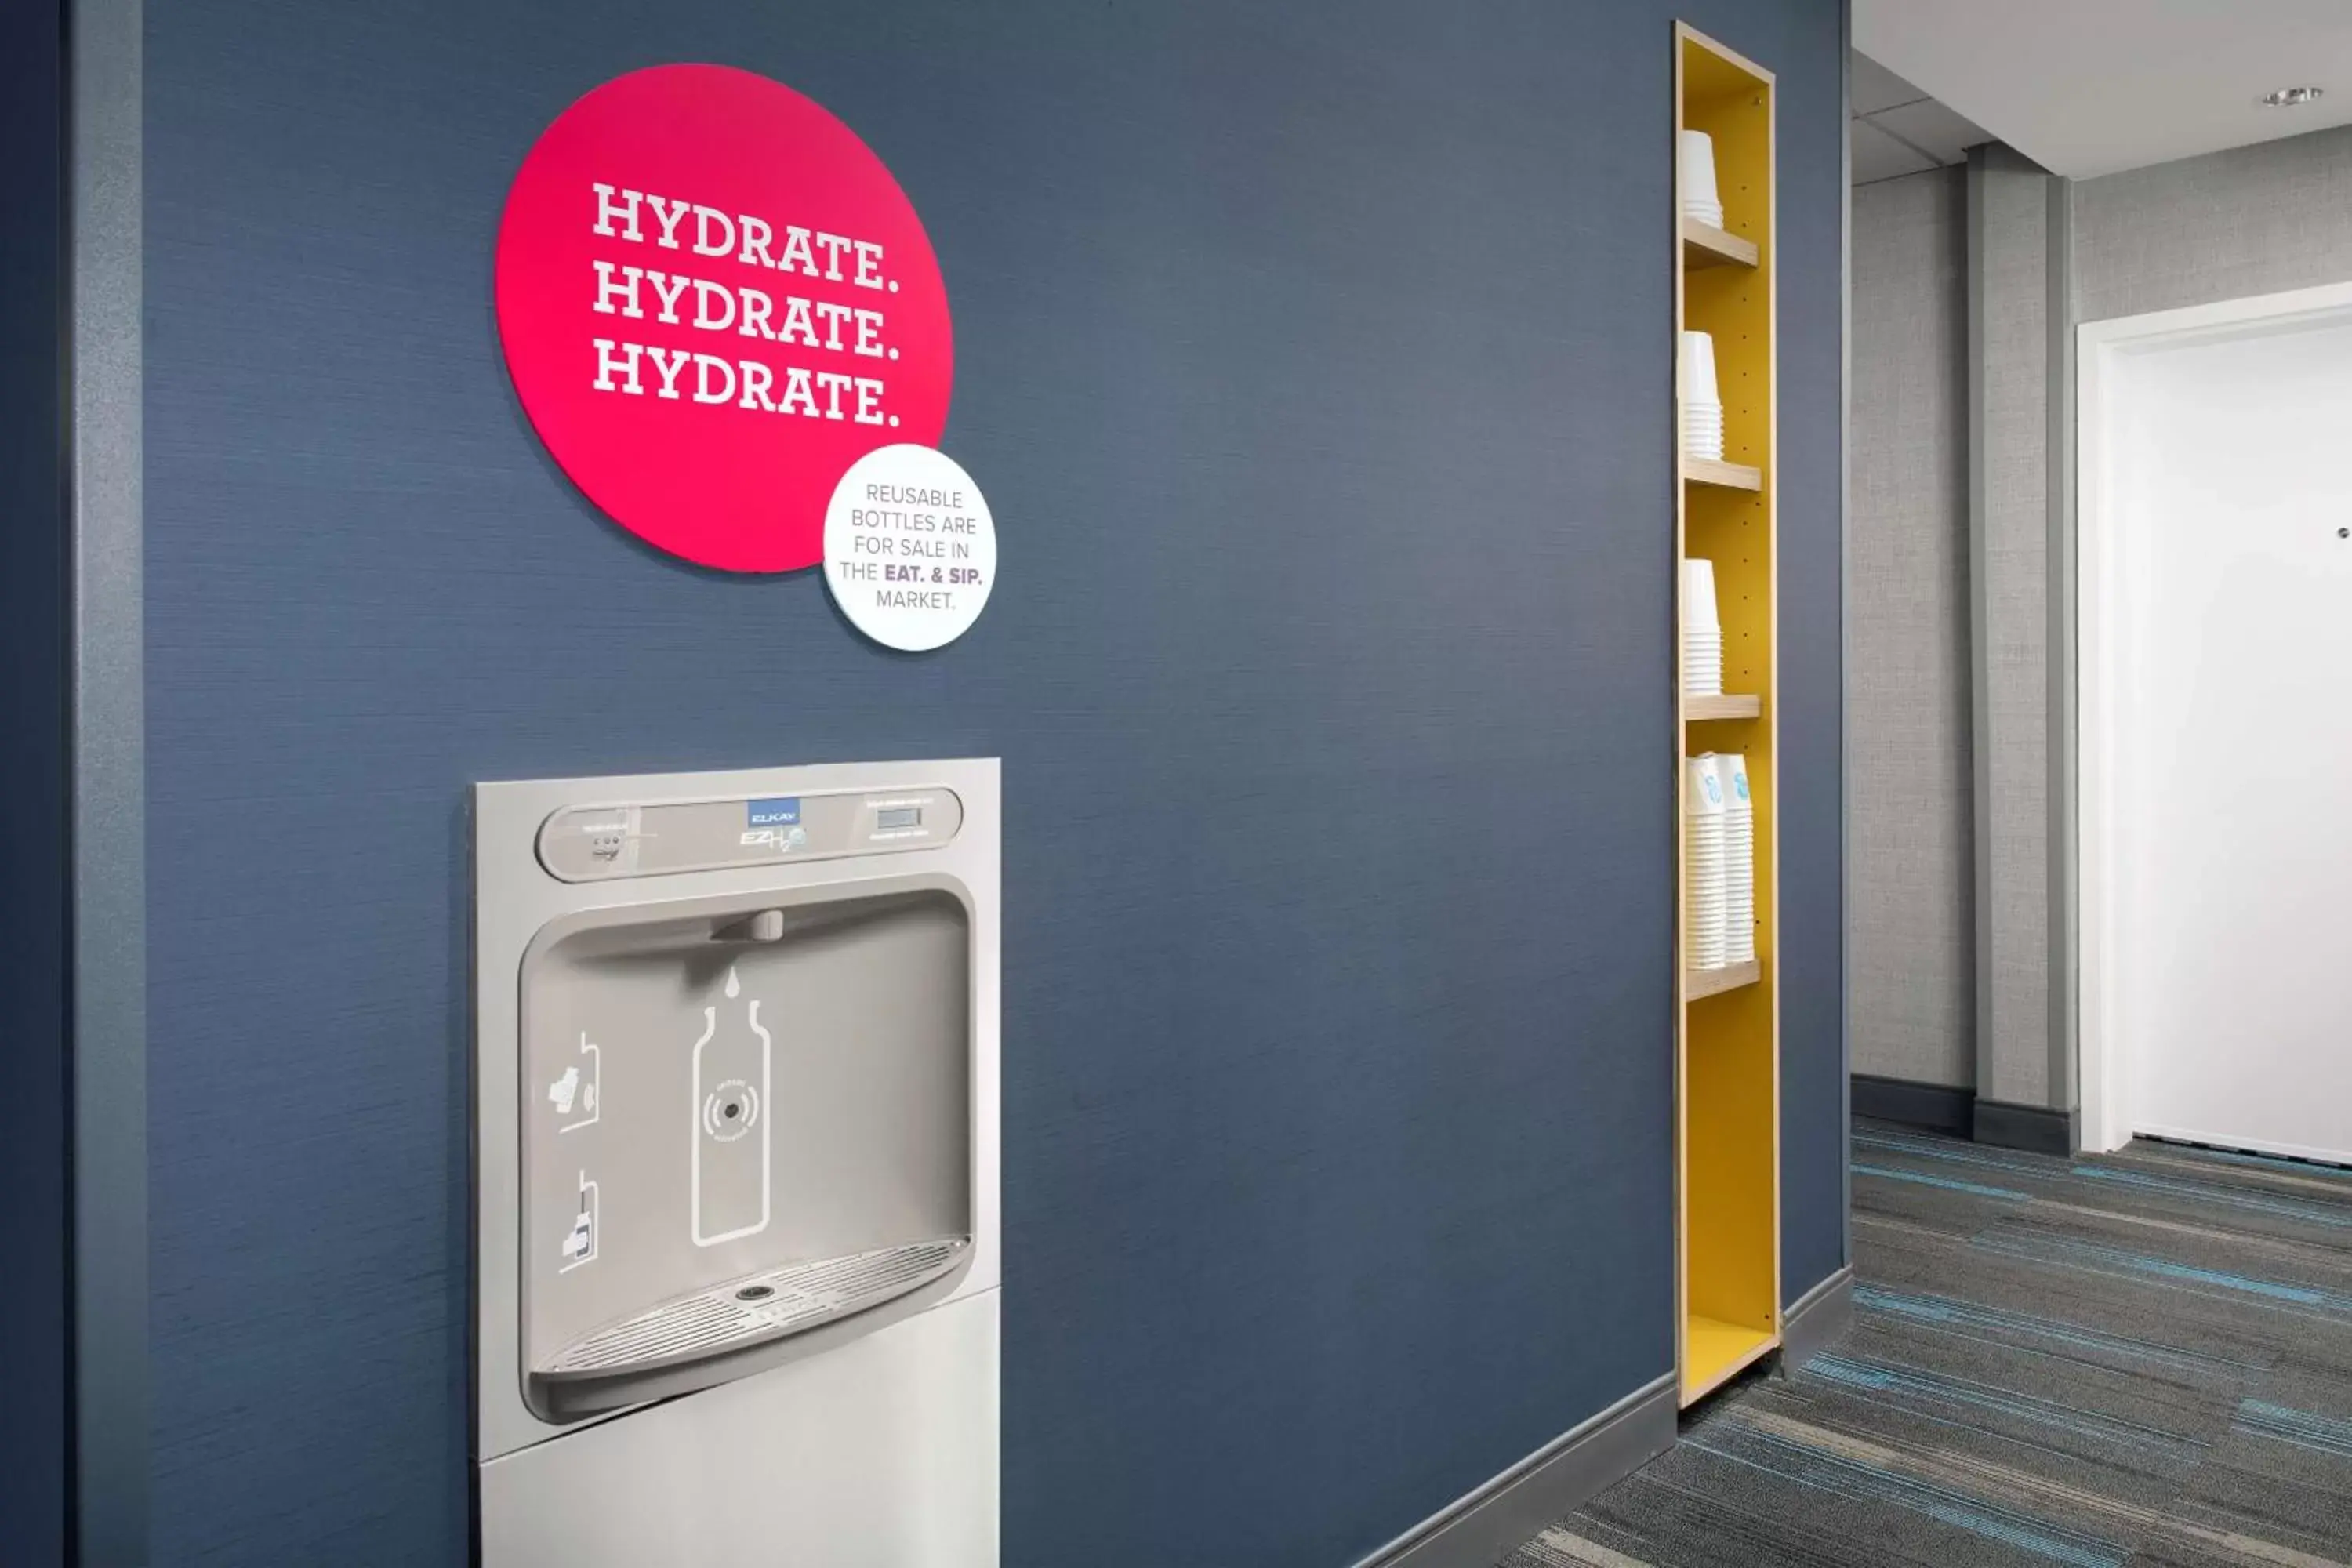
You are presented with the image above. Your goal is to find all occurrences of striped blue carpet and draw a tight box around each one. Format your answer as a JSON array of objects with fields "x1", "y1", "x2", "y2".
[{"x1": 1501, "y1": 1120, "x2": 2352, "y2": 1567}]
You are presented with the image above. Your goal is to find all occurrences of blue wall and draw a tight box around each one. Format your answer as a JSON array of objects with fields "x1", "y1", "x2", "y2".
[
  {"x1": 1772, "y1": 13, "x2": 1851, "y2": 1308},
  {"x1": 141, "y1": 1, "x2": 1843, "y2": 1562},
  {"x1": 0, "y1": 2, "x2": 69, "y2": 1562}
]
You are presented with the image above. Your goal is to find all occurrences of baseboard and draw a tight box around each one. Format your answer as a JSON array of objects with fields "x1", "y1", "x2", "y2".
[
  {"x1": 1855, "y1": 1076, "x2": 2077, "y2": 1156},
  {"x1": 1973, "y1": 1098, "x2": 2074, "y2": 1156},
  {"x1": 1778, "y1": 1266, "x2": 1853, "y2": 1374},
  {"x1": 1852, "y1": 1073, "x2": 1973, "y2": 1135},
  {"x1": 1352, "y1": 1372, "x2": 1678, "y2": 1568}
]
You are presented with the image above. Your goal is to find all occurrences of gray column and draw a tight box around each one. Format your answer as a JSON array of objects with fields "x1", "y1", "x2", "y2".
[
  {"x1": 1849, "y1": 168, "x2": 1972, "y2": 1093},
  {"x1": 71, "y1": 0, "x2": 151, "y2": 1559},
  {"x1": 1966, "y1": 143, "x2": 2073, "y2": 1142}
]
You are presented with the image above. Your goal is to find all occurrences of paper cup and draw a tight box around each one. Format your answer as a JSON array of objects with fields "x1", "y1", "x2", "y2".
[
  {"x1": 1683, "y1": 629, "x2": 1722, "y2": 694},
  {"x1": 1679, "y1": 332, "x2": 1719, "y2": 404},
  {"x1": 1684, "y1": 756, "x2": 1726, "y2": 815},
  {"x1": 1681, "y1": 397, "x2": 1723, "y2": 460},
  {"x1": 1716, "y1": 753, "x2": 1755, "y2": 961},
  {"x1": 1679, "y1": 130, "x2": 1721, "y2": 213},
  {"x1": 1720, "y1": 753, "x2": 1751, "y2": 808},
  {"x1": 1682, "y1": 559, "x2": 1720, "y2": 631}
]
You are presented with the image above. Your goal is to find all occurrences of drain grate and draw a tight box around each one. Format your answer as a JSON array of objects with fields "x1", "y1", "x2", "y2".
[{"x1": 542, "y1": 1236, "x2": 970, "y2": 1378}]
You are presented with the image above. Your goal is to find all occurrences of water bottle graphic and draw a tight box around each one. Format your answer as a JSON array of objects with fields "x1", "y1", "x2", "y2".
[{"x1": 691, "y1": 964, "x2": 772, "y2": 1247}]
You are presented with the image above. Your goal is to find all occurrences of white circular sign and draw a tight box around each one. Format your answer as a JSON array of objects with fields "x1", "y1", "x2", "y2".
[{"x1": 823, "y1": 445, "x2": 996, "y2": 651}]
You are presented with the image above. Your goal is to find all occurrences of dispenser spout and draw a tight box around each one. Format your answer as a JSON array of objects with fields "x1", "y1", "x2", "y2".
[{"x1": 716, "y1": 909, "x2": 786, "y2": 942}]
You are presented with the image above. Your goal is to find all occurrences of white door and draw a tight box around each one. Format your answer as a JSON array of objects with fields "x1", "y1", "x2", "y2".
[{"x1": 2099, "y1": 305, "x2": 2352, "y2": 1164}]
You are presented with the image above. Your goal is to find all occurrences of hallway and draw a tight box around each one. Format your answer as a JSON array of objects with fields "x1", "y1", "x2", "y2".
[{"x1": 1506, "y1": 1122, "x2": 2352, "y2": 1566}]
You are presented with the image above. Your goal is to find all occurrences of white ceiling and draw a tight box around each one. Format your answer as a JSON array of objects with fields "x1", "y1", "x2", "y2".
[
  {"x1": 1855, "y1": 0, "x2": 2352, "y2": 179},
  {"x1": 1850, "y1": 53, "x2": 1988, "y2": 185}
]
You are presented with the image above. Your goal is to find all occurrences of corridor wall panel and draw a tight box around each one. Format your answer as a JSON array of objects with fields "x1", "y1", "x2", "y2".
[
  {"x1": 0, "y1": 5, "x2": 70, "y2": 1560},
  {"x1": 135, "y1": 2, "x2": 1845, "y2": 1560}
]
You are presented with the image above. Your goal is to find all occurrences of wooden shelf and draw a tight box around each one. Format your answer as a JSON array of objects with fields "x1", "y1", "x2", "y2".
[
  {"x1": 1681, "y1": 216, "x2": 1759, "y2": 270},
  {"x1": 1686, "y1": 693, "x2": 1761, "y2": 722},
  {"x1": 1685, "y1": 1313, "x2": 1777, "y2": 1403},
  {"x1": 1686, "y1": 959, "x2": 1760, "y2": 1002},
  {"x1": 1682, "y1": 456, "x2": 1762, "y2": 492}
]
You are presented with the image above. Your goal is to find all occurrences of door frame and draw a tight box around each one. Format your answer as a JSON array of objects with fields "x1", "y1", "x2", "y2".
[{"x1": 2076, "y1": 278, "x2": 2352, "y2": 1154}]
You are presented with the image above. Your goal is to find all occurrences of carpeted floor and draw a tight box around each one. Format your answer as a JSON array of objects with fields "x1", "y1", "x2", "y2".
[{"x1": 1501, "y1": 1119, "x2": 2352, "y2": 1567}]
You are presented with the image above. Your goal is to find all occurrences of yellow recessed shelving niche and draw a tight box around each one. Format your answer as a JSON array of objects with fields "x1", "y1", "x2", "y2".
[{"x1": 1675, "y1": 20, "x2": 1780, "y2": 1409}]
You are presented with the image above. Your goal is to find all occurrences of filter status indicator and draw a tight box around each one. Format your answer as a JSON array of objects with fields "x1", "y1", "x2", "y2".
[{"x1": 539, "y1": 787, "x2": 961, "y2": 880}]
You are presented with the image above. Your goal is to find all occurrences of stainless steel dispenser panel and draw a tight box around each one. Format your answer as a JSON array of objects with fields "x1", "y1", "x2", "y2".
[
  {"x1": 476, "y1": 760, "x2": 1000, "y2": 1568},
  {"x1": 519, "y1": 886, "x2": 971, "y2": 1418}
]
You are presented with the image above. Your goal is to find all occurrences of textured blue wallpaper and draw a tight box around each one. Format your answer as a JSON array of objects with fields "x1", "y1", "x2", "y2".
[
  {"x1": 140, "y1": 1, "x2": 1842, "y2": 1562},
  {"x1": 1748, "y1": 2, "x2": 1853, "y2": 1310},
  {"x1": 0, "y1": 3, "x2": 68, "y2": 1562}
]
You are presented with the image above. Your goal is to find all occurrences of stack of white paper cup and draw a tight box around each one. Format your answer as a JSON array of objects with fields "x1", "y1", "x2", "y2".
[
  {"x1": 1684, "y1": 755, "x2": 1728, "y2": 971},
  {"x1": 1721, "y1": 752, "x2": 1755, "y2": 965},
  {"x1": 1682, "y1": 557, "x2": 1722, "y2": 697},
  {"x1": 1680, "y1": 130, "x2": 1725, "y2": 229},
  {"x1": 1679, "y1": 331, "x2": 1723, "y2": 462}
]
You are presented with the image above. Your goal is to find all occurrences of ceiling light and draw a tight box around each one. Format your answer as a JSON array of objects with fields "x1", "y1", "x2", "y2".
[{"x1": 2261, "y1": 85, "x2": 2324, "y2": 107}]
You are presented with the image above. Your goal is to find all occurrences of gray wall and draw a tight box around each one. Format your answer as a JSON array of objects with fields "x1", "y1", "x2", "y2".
[
  {"x1": 0, "y1": 2, "x2": 69, "y2": 1562},
  {"x1": 2078, "y1": 123, "x2": 2352, "y2": 323},
  {"x1": 1849, "y1": 167, "x2": 1970, "y2": 1089},
  {"x1": 130, "y1": 2, "x2": 1848, "y2": 1563}
]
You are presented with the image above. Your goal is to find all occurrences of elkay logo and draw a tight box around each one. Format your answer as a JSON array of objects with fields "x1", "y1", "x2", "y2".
[{"x1": 746, "y1": 797, "x2": 801, "y2": 827}]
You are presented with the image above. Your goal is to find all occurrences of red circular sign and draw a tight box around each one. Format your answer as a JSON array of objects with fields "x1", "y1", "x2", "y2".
[{"x1": 496, "y1": 66, "x2": 953, "y2": 572}]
